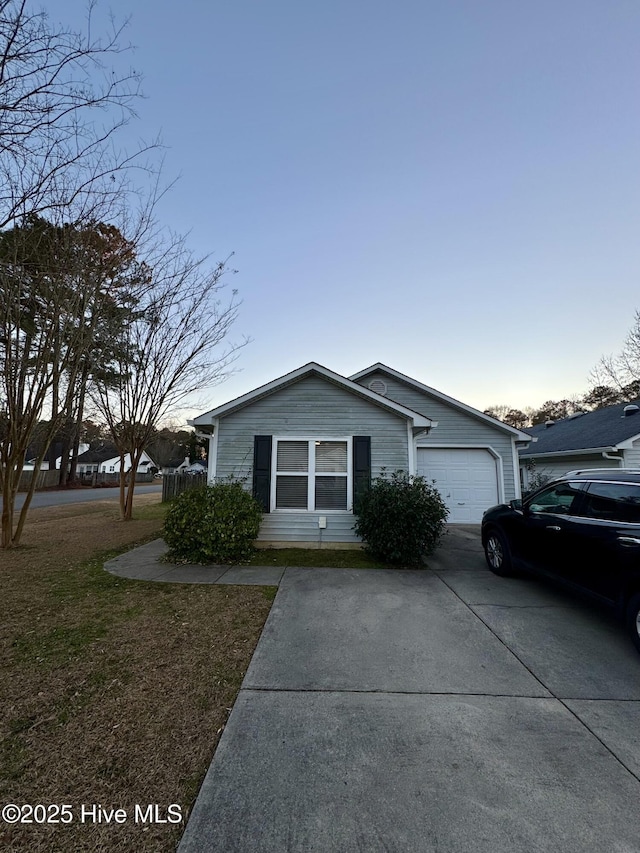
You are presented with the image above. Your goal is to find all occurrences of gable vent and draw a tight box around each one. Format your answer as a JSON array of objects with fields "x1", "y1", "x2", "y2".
[
  {"x1": 623, "y1": 404, "x2": 640, "y2": 417},
  {"x1": 368, "y1": 379, "x2": 387, "y2": 396}
]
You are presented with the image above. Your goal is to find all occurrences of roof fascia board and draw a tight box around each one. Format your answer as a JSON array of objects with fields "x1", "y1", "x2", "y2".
[
  {"x1": 192, "y1": 362, "x2": 433, "y2": 428},
  {"x1": 349, "y1": 363, "x2": 531, "y2": 440},
  {"x1": 520, "y1": 446, "x2": 620, "y2": 459}
]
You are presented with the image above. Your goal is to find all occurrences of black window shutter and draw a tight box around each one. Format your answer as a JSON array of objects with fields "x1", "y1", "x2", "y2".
[
  {"x1": 352, "y1": 436, "x2": 371, "y2": 511},
  {"x1": 253, "y1": 436, "x2": 272, "y2": 512}
]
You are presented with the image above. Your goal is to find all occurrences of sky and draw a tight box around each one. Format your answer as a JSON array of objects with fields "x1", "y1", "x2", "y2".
[{"x1": 48, "y1": 0, "x2": 640, "y2": 418}]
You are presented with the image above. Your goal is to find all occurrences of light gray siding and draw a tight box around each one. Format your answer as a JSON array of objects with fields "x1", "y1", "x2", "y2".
[
  {"x1": 257, "y1": 511, "x2": 360, "y2": 544},
  {"x1": 624, "y1": 440, "x2": 640, "y2": 468},
  {"x1": 521, "y1": 454, "x2": 621, "y2": 487},
  {"x1": 215, "y1": 374, "x2": 409, "y2": 543},
  {"x1": 356, "y1": 372, "x2": 520, "y2": 502}
]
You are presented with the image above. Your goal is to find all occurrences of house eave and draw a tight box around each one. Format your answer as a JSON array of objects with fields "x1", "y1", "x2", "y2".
[
  {"x1": 520, "y1": 446, "x2": 620, "y2": 459},
  {"x1": 188, "y1": 419, "x2": 215, "y2": 436}
]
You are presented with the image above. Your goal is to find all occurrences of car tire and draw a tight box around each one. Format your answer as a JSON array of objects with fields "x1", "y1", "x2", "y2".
[
  {"x1": 625, "y1": 592, "x2": 640, "y2": 654},
  {"x1": 484, "y1": 528, "x2": 515, "y2": 576}
]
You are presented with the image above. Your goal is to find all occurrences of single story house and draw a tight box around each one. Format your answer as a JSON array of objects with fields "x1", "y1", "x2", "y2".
[
  {"x1": 191, "y1": 362, "x2": 531, "y2": 546},
  {"x1": 519, "y1": 399, "x2": 640, "y2": 488},
  {"x1": 160, "y1": 457, "x2": 189, "y2": 476},
  {"x1": 23, "y1": 443, "x2": 90, "y2": 471},
  {"x1": 160, "y1": 457, "x2": 208, "y2": 476},
  {"x1": 76, "y1": 444, "x2": 157, "y2": 475}
]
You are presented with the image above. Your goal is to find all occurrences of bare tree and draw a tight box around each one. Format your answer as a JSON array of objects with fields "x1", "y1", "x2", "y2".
[
  {"x1": 0, "y1": 216, "x2": 143, "y2": 546},
  {"x1": 0, "y1": 1, "x2": 162, "y2": 548},
  {"x1": 484, "y1": 404, "x2": 529, "y2": 429},
  {"x1": 91, "y1": 234, "x2": 244, "y2": 520},
  {"x1": 0, "y1": 0, "x2": 155, "y2": 228},
  {"x1": 591, "y1": 310, "x2": 640, "y2": 402}
]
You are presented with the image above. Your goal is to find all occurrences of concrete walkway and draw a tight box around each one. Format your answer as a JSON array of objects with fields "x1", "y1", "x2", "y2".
[
  {"x1": 107, "y1": 529, "x2": 640, "y2": 852},
  {"x1": 104, "y1": 539, "x2": 286, "y2": 586}
]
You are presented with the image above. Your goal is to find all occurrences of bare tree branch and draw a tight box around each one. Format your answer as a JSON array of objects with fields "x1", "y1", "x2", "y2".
[
  {"x1": 590, "y1": 310, "x2": 640, "y2": 401},
  {"x1": 0, "y1": 215, "x2": 146, "y2": 545},
  {"x1": 91, "y1": 230, "x2": 246, "y2": 519},
  {"x1": 0, "y1": 0, "x2": 158, "y2": 228}
]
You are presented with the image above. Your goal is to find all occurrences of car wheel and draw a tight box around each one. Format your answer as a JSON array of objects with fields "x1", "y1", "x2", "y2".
[
  {"x1": 484, "y1": 528, "x2": 514, "y2": 576},
  {"x1": 625, "y1": 593, "x2": 640, "y2": 654}
]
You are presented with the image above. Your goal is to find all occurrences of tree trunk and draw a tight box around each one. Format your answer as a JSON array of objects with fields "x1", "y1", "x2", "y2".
[
  {"x1": 58, "y1": 433, "x2": 71, "y2": 486},
  {"x1": 118, "y1": 455, "x2": 127, "y2": 520},
  {"x1": 12, "y1": 457, "x2": 44, "y2": 545},
  {"x1": 1, "y1": 450, "x2": 39, "y2": 548},
  {"x1": 68, "y1": 432, "x2": 81, "y2": 484},
  {"x1": 1, "y1": 470, "x2": 16, "y2": 549},
  {"x1": 122, "y1": 450, "x2": 144, "y2": 520},
  {"x1": 68, "y1": 365, "x2": 89, "y2": 484}
]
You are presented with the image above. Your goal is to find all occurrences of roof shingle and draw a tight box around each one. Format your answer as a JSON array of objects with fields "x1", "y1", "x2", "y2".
[{"x1": 520, "y1": 400, "x2": 640, "y2": 456}]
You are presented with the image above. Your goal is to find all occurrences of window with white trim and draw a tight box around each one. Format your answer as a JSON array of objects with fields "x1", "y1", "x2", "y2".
[{"x1": 273, "y1": 438, "x2": 350, "y2": 511}]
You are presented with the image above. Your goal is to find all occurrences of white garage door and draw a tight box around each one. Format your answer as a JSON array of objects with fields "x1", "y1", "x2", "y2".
[{"x1": 416, "y1": 448, "x2": 499, "y2": 524}]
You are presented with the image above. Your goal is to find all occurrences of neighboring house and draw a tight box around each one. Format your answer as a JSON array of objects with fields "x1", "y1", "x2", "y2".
[
  {"x1": 519, "y1": 399, "x2": 640, "y2": 488},
  {"x1": 160, "y1": 457, "x2": 189, "y2": 475},
  {"x1": 76, "y1": 444, "x2": 157, "y2": 475},
  {"x1": 22, "y1": 459, "x2": 50, "y2": 471},
  {"x1": 160, "y1": 457, "x2": 207, "y2": 475},
  {"x1": 190, "y1": 362, "x2": 531, "y2": 545},
  {"x1": 23, "y1": 443, "x2": 90, "y2": 472}
]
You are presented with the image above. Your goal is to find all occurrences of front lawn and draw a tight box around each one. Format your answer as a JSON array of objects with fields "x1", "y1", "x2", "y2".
[{"x1": 0, "y1": 494, "x2": 273, "y2": 853}]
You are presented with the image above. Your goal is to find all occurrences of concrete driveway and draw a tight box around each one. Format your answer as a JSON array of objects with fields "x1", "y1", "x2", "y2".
[{"x1": 178, "y1": 526, "x2": 640, "y2": 852}]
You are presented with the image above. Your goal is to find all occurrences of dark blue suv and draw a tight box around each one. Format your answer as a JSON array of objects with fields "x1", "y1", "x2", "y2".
[{"x1": 481, "y1": 469, "x2": 640, "y2": 654}]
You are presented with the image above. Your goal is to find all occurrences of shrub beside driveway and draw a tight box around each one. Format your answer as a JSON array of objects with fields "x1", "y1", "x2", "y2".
[{"x1": 0, "y1": 496, "x2": 273, "y2": 853}]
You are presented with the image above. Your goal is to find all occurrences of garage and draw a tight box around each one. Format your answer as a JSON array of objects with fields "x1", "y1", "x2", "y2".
[{"x1": 416, "y1": 448, "x2": 499, "y2": 523}]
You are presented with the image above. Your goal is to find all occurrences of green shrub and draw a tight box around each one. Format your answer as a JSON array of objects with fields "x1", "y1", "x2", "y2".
[
  {"x1": 164, "y1": 479, "x2": 263, "y2": 564},
  {"x1": 354, "y1": 470, "x2": 449, "y2": 566}
]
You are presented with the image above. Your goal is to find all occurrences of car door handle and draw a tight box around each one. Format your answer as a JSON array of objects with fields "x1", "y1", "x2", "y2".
[
  {"x1": 618, "y1": 536, "x2": 640, "y2": 546},
  {"x1": 546, "y1": 525, "x2": 562, "y2": 531}
]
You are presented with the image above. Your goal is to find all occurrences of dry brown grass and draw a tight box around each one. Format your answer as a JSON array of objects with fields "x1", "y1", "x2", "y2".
[{"x1": 0, "y1": 493, "x2": 274, "y2": 852}]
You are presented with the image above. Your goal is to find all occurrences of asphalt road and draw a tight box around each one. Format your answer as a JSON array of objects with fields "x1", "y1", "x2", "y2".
[{"x1": 7, "y1": 483, "x2": 162, "y2": 511}]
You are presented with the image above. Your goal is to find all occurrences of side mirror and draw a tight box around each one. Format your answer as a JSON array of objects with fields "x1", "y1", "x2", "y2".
[{"x1": 510, "y1": 499, "x2": 523, "y2": 511}]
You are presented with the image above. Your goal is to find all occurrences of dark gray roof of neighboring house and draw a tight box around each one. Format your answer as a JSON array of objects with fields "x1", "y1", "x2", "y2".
[
  {"x1": 520, "y1": 400, "x2": 640, "y2": 456},
  {"x1": 76, "y1": 443, "x2": 119, "y2": 464},
  {"x1": 166, "y1": 457, "x2": 187, "y2": 469}
]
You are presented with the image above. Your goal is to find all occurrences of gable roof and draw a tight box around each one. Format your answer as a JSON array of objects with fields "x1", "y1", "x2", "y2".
[
  {"x1": 77, "y1": 445, "x2": 157, "y2": 466},
  {"x1": 191, "y1": 362, "x2": 436, "y2": 430},
  {"x1": 520, "y1": 400, "x2": 640, "y2": 457},
  {"x1": 76, "y1": 443, "x2": 119, "y2": 464},
  {"x1": 349, "y1": 363, "x2": 532, "y2": 441}
]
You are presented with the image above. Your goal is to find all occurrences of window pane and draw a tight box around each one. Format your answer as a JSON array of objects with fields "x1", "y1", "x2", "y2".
[
  {"x1": 276, "y1": 476, "x2": 308, "y2": 508},
  {"x1": 528, "y1": 482, "x2": 582, "y2": 515},
  {"x1": 315, "y1": 476, "x2": 347, "y2": 510},
  {"x1": 277, "y1": 441, "x2": 308, "y2": 472},
  {"x1": 582, "y1": 483, "x2": 640, "y2": 523},
  {"x1": 315, "y1": 441, "x2": 347, "y2": 473}
]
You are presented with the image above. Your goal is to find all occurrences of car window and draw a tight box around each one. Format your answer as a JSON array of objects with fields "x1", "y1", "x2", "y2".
[
  {"x1": 528, "y1": 482, "x2": 583, "y2": 515},
  {"x1": 581, "y1": 483, "x2": 640, "y2": 523}
]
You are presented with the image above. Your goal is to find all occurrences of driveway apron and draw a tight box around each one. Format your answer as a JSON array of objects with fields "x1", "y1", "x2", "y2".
[{"x1": 178, "y1": 538, "x2": 640, "y2": 852}]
